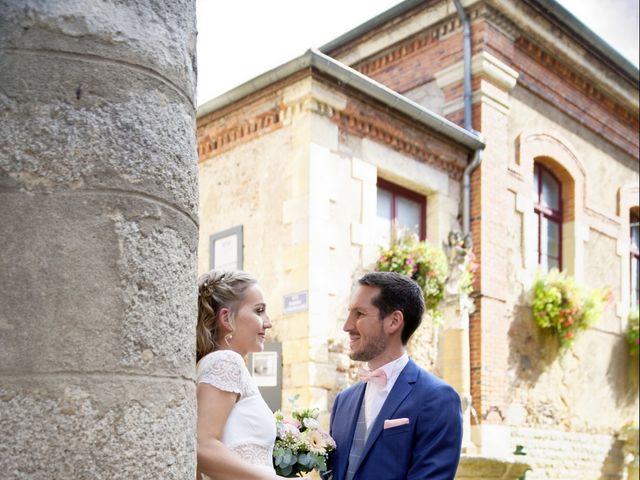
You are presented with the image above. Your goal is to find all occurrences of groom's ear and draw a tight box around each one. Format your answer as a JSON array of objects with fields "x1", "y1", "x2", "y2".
[{"x1": 385, "y1": 310, "x2": 404, "y2": 336}]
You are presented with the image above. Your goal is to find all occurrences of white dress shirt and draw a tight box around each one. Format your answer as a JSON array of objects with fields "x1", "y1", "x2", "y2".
[{"x1": 363, "y1": 353, "x2": 409, "y2": 431}]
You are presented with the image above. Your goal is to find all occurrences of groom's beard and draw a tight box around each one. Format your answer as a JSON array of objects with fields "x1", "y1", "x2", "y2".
[{"x1": 349, "y1": 325, "x2": 387, "y2": 362}]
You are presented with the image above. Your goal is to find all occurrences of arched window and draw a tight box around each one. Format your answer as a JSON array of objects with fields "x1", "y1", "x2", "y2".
[
  {"x1": 631, "y1": 208, "x2": 639, "y2": 309},
  {"x1": 534, "y1": 163, "x2": 562, "y2": 271}
]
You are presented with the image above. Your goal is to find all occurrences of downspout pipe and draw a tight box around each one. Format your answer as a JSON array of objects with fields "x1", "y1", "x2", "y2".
[
  {"x1": 453, "y1": 1, "x2": 482, "y2": 442},
  {"x1": 453, "y1": 0, "x2": 483, "y2": 240},
  {"x1": 453, "y1": 0, "x2": 473, "y2": 132},
  {"x1": 463, "y1": 147, "x2": 482, "y2": 237}
]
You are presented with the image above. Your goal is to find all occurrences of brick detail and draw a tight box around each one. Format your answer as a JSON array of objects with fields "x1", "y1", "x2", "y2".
[
  {"x1": 197, "y1": 109, "x2": 282, "y2": 161},
  {"x1": 509, "y1": 37, "x2": 639, "y2": 156},
  {"x1": 345, "y1": 7, "x2": 637, "y2": 157},
  {"x1": 353, "y1": 9, "x2": 481, "y2": 79},
  {"x1": 357, "y1": 24, "x2": 488, "y2": 97},
  {"x1": 335, "y1": 110, "x2": 466, "y2": 180},
  {"x1": 469, "y1": 159, "x2": 482, "y2": 420},
  {"x1": 197, "y1": 72, "x2": 470, "y2": 182}
]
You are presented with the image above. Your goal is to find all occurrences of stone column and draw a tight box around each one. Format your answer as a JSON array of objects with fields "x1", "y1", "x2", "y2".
[
  {"x1": 0, "y1": 2, "x2": 198, "y2": 479},
  {"x1": 442, "y1": 296, "x2": 473, "y2": 451}
]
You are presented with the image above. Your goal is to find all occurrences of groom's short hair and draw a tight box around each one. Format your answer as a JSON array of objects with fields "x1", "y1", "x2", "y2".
[{"x1": 358, "y1": 271, "x2": 425, "y2": 345}]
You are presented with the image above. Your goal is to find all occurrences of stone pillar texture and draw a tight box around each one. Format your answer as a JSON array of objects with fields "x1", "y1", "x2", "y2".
[{"x1": 0, "y1": 1, "x2": 198, "y2": 479}]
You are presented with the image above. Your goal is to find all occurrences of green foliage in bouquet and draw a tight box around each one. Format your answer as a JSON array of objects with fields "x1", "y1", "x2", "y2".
[
  {"x1": 531, "y1": 269, "x2": 612, "y2": 349},
  {"x1": 375, "y1": 234, "x2": 449, "y2": 320},
  {"x1": 273, "y1": 396, "x2": 336, "y2": 478},
  {"x1": 628, "y1": 309, "x2": 639, "y2": 355}
]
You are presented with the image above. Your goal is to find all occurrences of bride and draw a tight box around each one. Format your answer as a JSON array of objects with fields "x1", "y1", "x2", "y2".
[{"x1": 195, "y1": 270, "x2": 310, "y2": 480}]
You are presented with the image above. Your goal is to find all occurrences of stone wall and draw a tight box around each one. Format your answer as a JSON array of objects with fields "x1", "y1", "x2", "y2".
[
  {"x1": 510, "y1": 428, "x2": 626, "y2": 479},
  {"x1": 0, "y1": 1, "x2": 198, "y2": 478},
  {"x1": 505, "y1": 85, "x2": 639, "y2": 438}
]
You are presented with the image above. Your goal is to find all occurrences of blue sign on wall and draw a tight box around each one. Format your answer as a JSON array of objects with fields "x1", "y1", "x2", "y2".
[{"x1": 283, "y1": 291, "x2": 308, "y2": 314}]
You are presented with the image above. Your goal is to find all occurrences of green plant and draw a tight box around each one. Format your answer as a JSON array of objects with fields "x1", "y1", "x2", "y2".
[
  {"x1": 628, "y1": 309, "x2": 639, "y2": 355},
  {"x1": 513, "y1": 445, "x2": 531, "y2": 479},
  {"x1": 531, "y1": 269, "x2": 612, "y2": 349},
  {"x1": 513, "y1": 445, "x2": 527, "y2": 456},
  {"x1": 376, "y1": 234, "x2": 449, "y2": 320}
]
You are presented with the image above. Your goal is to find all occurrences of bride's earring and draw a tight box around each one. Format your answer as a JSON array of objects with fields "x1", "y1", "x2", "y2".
[{"x1": 224, "y1": 332, "x2": 233, "y2": 346}]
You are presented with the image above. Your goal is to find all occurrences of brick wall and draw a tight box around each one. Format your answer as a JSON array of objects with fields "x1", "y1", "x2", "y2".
[{"x1": 348, "y1": 8, "x2": 638, "y2": 157}]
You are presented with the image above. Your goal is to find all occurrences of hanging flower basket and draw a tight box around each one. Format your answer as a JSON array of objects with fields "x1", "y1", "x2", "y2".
[
  {"x1": 531, "y1": 269, "x2": 612, "y2": 349},
  {"x1": 375, "y1": 233, "x2": 475, "y2": 321}
]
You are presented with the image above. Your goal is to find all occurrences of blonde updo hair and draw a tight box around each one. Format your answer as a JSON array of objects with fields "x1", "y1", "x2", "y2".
[{"x1": 197, "y1": 270, "x2": 257, "y2": 362}]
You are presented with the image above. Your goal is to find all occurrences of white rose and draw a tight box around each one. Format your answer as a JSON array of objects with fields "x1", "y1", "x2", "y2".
[{"x1": 303, "y1": 417, "x2": 320, "y2": 430}]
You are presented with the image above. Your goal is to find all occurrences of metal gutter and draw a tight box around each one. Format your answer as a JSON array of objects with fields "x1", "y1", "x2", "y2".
[
  {"x1": 197, "y1": 53, "x2": 313, "y2": 119},
  {"x1": 198, "y1": 48, "x2": 485, "y2": 151}
]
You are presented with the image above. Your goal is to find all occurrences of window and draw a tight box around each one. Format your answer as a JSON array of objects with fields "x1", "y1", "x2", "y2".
[
  {"x1": 376, "y1": 179, "x2": 426, "y2": 247},
  {"x1": 534, "y1": 163, "x2": 562, "y2": 272},
  {"x1": 631, "y1": 209, "x2": 639, "y2": 309}
]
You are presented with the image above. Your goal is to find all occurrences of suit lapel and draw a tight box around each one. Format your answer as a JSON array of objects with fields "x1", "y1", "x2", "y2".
[
  {"x1": 354, "y1": 359, "x2": 419, "y2": 472},
  {"x1": 337, "y1": 383, "x2": 366, "y2": 476}
]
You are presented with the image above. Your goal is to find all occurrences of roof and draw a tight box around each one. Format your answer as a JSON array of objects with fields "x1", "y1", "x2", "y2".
[
  {"x1": 197, "y1": 48, "x2": 485, "y2": 151},
  {"x1": 319, "y1": 0, "x2": 639, "y2": 85}
]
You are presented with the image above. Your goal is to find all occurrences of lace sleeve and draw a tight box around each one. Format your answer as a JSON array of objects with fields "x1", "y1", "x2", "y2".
[{"x1": 197, "y1": 350, "x2": 246, "y2": 395}]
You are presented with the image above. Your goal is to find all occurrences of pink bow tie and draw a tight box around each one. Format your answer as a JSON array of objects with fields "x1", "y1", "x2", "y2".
[{"x1": 358, "y1": 367, "x2": 388, "y2": 386}]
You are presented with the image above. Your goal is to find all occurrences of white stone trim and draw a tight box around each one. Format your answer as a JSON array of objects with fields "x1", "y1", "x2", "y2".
[
  {"x1": 350, "y1": 223, "x2": 365, "y2": 246},
  {"x1": 361, "y1": 138, "x2": 450, "y2": 196},
  {"x1": 435, "y1": 51, "x2": 519, "y2": 92},
  {"x1": 615, "y1": 183, "x2": 640, "y2": 321},
  {"x1": 350, "y1": 157, "x2": 377, "y2": 184}
]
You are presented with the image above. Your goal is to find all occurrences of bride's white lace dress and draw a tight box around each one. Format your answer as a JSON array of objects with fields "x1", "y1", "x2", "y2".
[{"x1": 197, "y1": 349, "x2": 276, "y2": 477}]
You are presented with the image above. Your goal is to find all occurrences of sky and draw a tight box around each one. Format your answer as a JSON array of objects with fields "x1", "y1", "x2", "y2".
[{"x1": 195, "y1": 0, "x2": 640, "y2": 106}]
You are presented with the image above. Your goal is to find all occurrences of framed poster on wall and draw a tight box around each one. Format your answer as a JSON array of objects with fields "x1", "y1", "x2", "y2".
[
  {"x1": 250, "y1": 351, "x2": 278, "y2": 387},
  {"x1": 250, "y1": 342, "x2": 282, "y2": 411},
  {"x1": 209, "y1": 225, "x2": 243, "y2": 270}
]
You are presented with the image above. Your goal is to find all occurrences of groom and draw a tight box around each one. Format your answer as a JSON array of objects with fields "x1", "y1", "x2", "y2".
[{"x1": 328, "y1": 272, "x2": 462, "y2": 480}]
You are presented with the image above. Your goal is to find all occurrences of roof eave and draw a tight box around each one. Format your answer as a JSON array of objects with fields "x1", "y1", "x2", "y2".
[
  {"x1": 319, "y1": 0, "x2": 639, "y2": 85},
  {"x1": 526, "y1": 0, "x2": 639, "y2": 83},
  {"x1": 197, "y1": 48, "x2": 485, "y2": 152},
  {"x1": 319, "y1": 0, "x2": 427, "y2": 55}
]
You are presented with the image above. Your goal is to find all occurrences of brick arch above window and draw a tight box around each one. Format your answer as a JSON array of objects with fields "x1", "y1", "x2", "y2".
[
  {"x1": 515, "y1": 131, "x2": 589, "y2": 281},
  {"x1": 616, "y1": 182, "x2": 639, "y2": 219},
  {"x1": 515, "y1": 131, "x2": 587, "y2": 222}
]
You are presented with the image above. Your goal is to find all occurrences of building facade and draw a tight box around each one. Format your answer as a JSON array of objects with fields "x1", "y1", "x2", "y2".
[{"x1": 197, "y1": 0, "x2": 639, "y2": 477}]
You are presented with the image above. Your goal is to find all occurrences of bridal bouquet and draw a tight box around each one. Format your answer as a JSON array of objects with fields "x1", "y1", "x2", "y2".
[{"x1": 273, "y1": 397, "x2": 336, "y2": 477}]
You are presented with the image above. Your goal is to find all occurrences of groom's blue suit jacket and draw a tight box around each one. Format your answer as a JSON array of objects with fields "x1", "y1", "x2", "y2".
[{"x1": 327, "y1": 359, "x2": 462, "y2": 480}]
